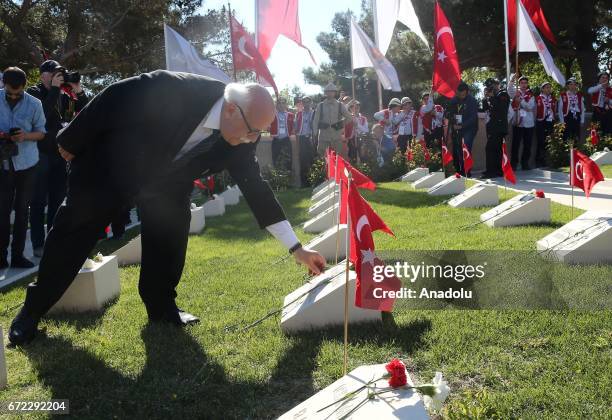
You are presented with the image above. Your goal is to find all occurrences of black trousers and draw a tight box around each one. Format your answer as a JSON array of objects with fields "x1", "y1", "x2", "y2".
[
  {"x1": 562, "y1": 114, "x2": 581, "y2": 143},
  {"x1": 593, "y1": 107, "x2": 612, "y2": 136},
  {"x1": 397, "y1": 135, "x2": 411, "y2": 154},
  {"x1": 511, "y1": 126, "x2": 533, "y2": 170},
  {"x1": 272, "y1": 136, "x2": 292, "y2": 172},
  {"x1": 22, "y1": 155, "x2": 193, "y2": 320},
  {"x1": 535, "y1": 120, "x2": 553, "y2": 167},
  {"x1": 298, "y1": 135, "x2": 315, "y2": 187},
  {"x1": 484, "y1": 132, "x2": 504, "y2": 177},
  {"x1": 29, "y1": 153, "x2": 67, "y2": 249},
  {"x1": 0, "y1": 162, "x2": 37, "y2": 260}
]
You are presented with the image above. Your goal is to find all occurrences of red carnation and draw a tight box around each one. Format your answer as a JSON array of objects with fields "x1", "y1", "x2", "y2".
[
  {"x1": 455, "y1": 173, "x2": 461, "y2": 179},
  {"x1": 535, "y1": 190, "x2": 545, "y2": 198},
  {"x1": 385, "y1": 358, "x2": 407, "y2": 388}
]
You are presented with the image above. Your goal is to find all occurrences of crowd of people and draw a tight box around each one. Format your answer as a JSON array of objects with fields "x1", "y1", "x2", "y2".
[{"x1": 268, "y1": 72, "x2": 612, "y2": 184}]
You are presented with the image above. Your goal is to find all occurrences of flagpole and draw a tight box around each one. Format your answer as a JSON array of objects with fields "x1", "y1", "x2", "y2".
[
  {"x1": 372, "y1": 0, "x2": 383, "y2": 110},
  {"x1": 335, "y1": 180, "x2": 341, "y2": 265},
  {"x1": 343, "y1": 172, "x2": 352, "y2": 376},
  {"x1": 228, "y1": 3, "x2": 237, "y2": 82},
  {"x1": 503, "y1": 0, "x2": 511, "y2": 84},
  {"x1": 349, "y1": 20, "x2": 356, "y2": 101},
  {"x1": 515, "y1": 0, "x2": 520, "y2": 80},
  {"x1": 254, "y1": 0, "x2": 259, "y2": 48},
  {"x1": 331, "y1": 154, "x2": 339, "y2": 249}
]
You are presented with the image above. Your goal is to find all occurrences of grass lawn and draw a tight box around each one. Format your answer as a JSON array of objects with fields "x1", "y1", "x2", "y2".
[
  {"x1": 1, "y1": 182, "x2": 610, "y2": 419},
  {"x1": 561, "y1": 164, "x2": 612, "y2": 178}
]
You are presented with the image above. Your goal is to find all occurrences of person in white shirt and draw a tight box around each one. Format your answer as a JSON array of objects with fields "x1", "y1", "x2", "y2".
[
  {"x1": 558, "y1": 77, "x2": 585, "y2": 143},
  {"x1": 396, "y1": 97, "x2": 415, "y2": 154},
  {"x1": 296, "y1": 97, "x2": 315, "y2": 186},
  {"x1": 534, "y1": 81, "x2": 557, "y2": 167},
  {"x1": 508, "y1": 75, "x2": 536, "y2": 170},
  {"x1": 587, "y1": 71, "x2": 612, "y2": 135},
  {"x1": 373, "y1": 98, "x2": 402, "y2": 160}
]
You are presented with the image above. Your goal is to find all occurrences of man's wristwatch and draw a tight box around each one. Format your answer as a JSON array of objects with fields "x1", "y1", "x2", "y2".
[{"x1": 289, "y1": 242, "x2": 302, "y2": 255}]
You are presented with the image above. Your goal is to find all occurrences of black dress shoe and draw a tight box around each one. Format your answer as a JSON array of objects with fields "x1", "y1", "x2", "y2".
[
  {"x1": 9, "y1": 309, "x2": 39, "y2": 346},
  {"x1": 10, "y1": 255, "x2": 35, "y2": 269},
  {"x1": 148, "y1": 308, "x2": 200, "y2": 326}
]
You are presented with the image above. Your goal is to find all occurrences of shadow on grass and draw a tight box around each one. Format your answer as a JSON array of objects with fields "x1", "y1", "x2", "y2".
[{"x1": 44, "y1": 296, "x2": 119, "y2": 331}]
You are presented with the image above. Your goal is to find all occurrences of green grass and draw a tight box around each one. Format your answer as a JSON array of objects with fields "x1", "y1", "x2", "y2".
[
  {"x1": 0, "y1": 183, "x2": 610, "y2": 419},
  {"x1": 561, "y1": 164, "x2": 612, "y2": 178}
]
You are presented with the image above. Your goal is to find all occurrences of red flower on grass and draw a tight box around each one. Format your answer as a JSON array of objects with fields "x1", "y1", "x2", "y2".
[
  {"x1": 535, "y1": 190, "x2": 545, "y2": 198},
  {"x1": 385, "y1": 358, "x2": 407, "y2": 388}
]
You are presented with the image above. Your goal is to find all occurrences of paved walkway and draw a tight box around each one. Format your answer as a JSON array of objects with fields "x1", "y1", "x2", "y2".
[{"x1": 485, "y1": 169, "x2": 612, "y2": 212}]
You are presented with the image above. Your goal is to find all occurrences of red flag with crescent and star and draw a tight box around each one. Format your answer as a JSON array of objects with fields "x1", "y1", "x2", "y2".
[
  {"x1": 335, "y1": 156, "x2": 376, "y2": 191},
  {"x1": 326, "y1": 148, "x2": 337, "y2": 180},
  {"x1": 570, "y1": 149, "x2": 604, "y2": 198},
  {"x1": 502, "y1": 140, "x2": 516, "y2": 184},
  {"x1": 441, "y1": 141, "x2": 453, "y2": 166},
  {"x1": 590, "y1": 127, "x2": 599, "y2": 146},
  {"x1": 347, "y1": 181, "x2": 399, "y2": 311},
  {"x1": 461, "y1": 139, "x2": 473, "y2": 175},
  {"x1": 230, "y1": 16, "x2": 278, "y2": 96},
  {"x1": 507, "y1": 0, "x2": 556, "y2": 52},
  {"x1": 432, "y1": 1, "x2": 461, "y2": 98}
]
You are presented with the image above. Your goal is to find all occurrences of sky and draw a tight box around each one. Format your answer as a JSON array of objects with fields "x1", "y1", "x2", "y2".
[{"x1": 196, "y1": 0, "x2": 364, "y2": 95}]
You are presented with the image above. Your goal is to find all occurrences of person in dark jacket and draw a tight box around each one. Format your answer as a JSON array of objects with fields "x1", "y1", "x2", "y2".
[
  {"x1": 446, "y1": 82, "x2": 479, "y2": 176},
  {"x1": 26, "y1": 60, "x2": 89, "y2": 257},
  {"x1": 9, "y1": 71, "x2": 325, "y2": 346},
  {"x1": 481, "y1": 78, "x2": 510, "y2": 178}
]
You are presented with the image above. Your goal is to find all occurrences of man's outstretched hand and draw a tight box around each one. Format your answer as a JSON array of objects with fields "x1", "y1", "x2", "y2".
[
  {"x1": 293, "y1": 247, "x2": 326, "y2": 276},
  {"x1": 58, "y1": 145, "x2": 75, "y2": 161}
]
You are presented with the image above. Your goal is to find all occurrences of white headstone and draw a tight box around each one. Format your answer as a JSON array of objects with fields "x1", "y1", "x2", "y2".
[
  {"x1": 281, "y1": 262, "x2": 381, "y2": 334},
  {"x1": 428, "y1": 175, "x2": 466, "y2": 196},
  {"x1": 233, "y1": 185, "x2": 243, "y2": 197},
  {"x1": 189, "y1": 205, "x2": 206, "y2": 234},
  {"x1": 219, "y1": 187, "x2": 240, "y2": 205},
  {"x1": 449, "y1": 183, "x2": 499, "y2": 208},
  {"x1": 303, "y1": 203, "x2": 339, "y2": 234},
  {"x1": 313, "y1": 180, "x2": 335, "y2": 195},
  {"x1": 279, "y1": 363, "x2": 428, "y2": 420},
  {"x1": 305, "y1": 224, "x2": 347, "y2": 262},
  {"x1": 112, "y1": 235, "x2": 141, "y2": 266},
  {"x1": 309, "y1": 192, "x2": 338, "y2": 217},
  {"x1": 203, "y1": 195, "x2": 225, "y2": 217},
  {"x1": 49, "y1": 256, "x2": 120, "y2": 313},
  {"x1": 401, "y1": 167, "x2": 429, "y2": 182},
  {"x1": 412, "y1": 172, "x2": 445, "y2": 189},
  {"x1": 536, "y1": 211, "x2": 612, "y2": 264},
  {"x1": 590, "y1": 150, "x2": 612, "y2": 166},
  {"x1": 480, "y1": 193, "x2": 551, "y2": 227},
  {"x1": 0, "y1": 326, "x2": 6, "y2": 389},
  {"x1": 312, "y1": 184, "x2": 339, "y2": 202}
]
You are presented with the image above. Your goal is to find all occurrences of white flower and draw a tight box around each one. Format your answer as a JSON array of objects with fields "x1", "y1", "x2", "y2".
[
  {"x1": 93, "y1": 253, "x2": 104, "y2": 263},
  {"x1": 82, "y1": 259, "x2": 95, "y2": 270},
  {"x1": 422, "y1": 372, "x2": 450, "y2": 412},
  {"x1": 190, "y1": 203, "x2": 197, "y2": 210},
  {"x1": 604, "y1": 147, "x2": 610, "y2": 152}
]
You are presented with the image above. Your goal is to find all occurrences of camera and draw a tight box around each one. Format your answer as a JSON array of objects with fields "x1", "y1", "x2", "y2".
[
  {"x1": 54, "y1": 67, "x2": 81, "y2": 85},
  {"x1": 0, "y1": 128, "x2": 20, "y2": 160}
]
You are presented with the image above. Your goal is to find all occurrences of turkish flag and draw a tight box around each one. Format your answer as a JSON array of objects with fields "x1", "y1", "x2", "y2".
[
  {"x1": 207, "y1": 176, "x2": 215, "y2": 192},
  {"x1": 507, "y1": 0, "x2": 556, "y2": 52},
  {"x1": 462, "y1": 139, "x2": 473, "y2": 175},
  {"x1": 418, "y1": 139, "x2": 431, "y2": 161},
  {"x1": 502, "y1": 140, "x2": 516, "y2": 184},
  {"x1": 590, "y1": 127, "x2": 600, "y2": 146},
  {"x1": 570, "y1": 149, "x2": 604, "y2": 198},
  {"x1": 326, "y1": 148, "x2": 337, "y2": 180},
  {"x1": 432, "y1": 2, "x2": 461, "y2": 98},
  {"x1": 336, "y1": 156, "x2": 376, "y2": 191},
  {"x1": 256, "y1": 0, "x2": 316, "y2": 64},
  {"x1": 441, "y1": 141, "x2": 453, "y2": 166},
  {"x1": 230, "y1": 16, "x2": 278, "y2": 96},
  {"x1": 406, "y1": 147, "x2": 414, "y2": 162},
  {"x1": 347, "y1": 182, "x2": 398, "y2": 311}
]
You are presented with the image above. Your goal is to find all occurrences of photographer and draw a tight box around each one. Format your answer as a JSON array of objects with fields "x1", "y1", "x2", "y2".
[
  {"x1": 0, "y1": 67, "x2": 46, "y2": 269},
  {"x1": 27, "y1": 60, "x2": 89, "y2": 257},
  {"x1": 446, "y1": 82, "x2": 479, "y2": 176}
]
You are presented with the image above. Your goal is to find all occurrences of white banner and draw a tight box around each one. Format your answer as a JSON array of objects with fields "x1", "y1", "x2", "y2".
[{"x1": 374, "y1": 0, "x2": 428, "y2": 55}]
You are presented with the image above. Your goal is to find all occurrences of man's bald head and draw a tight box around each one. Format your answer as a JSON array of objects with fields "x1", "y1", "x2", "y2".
[{"x1": 220, "y1": 83, "x2": 275, "y2": 145}]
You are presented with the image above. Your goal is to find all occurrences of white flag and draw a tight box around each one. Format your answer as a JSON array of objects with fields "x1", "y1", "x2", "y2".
[
  {"x1": 374, "y1": 0, "x2": 428, "y2": 56},
  {"x1": 516, "y1": 2, "x2": 565, "y2": 85},
  {"x1": 351, "y1": 18, "x2": 401, "y2": 91},
  {"x1": 164, "y1": 24, "x2": 231, "y2": 83}
]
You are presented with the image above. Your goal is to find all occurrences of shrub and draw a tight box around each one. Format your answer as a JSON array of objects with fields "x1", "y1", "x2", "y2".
[
  {"x1": 307, "y1": 157, "x2": 327, "y2": 187},
  {"x1": 261, "y1": 166, "x2": 291, "y2": 191}
]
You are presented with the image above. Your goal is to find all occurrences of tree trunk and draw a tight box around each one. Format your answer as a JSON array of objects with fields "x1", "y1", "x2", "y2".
[{"x1": 574, "y1": 0, "x2": 598, "y2": 104}]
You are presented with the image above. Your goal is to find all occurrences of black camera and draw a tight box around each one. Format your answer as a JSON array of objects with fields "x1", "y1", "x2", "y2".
[
  {"x1": 54, "y1": 67, "x2": 81, "y2": 84},
  {"x1": 0, "y1": 128, "x2": 20, "y2": 160}
]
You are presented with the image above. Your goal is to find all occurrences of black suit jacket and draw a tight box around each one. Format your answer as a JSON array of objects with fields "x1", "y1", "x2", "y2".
[{"x1": 57, "y1": 70, "x2": 286, "y2": 228}]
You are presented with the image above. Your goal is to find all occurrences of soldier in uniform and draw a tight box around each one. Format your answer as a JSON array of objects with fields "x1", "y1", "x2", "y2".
[
  {"x1": 481, "y1": 78, "x2": 510, "y2": 178},
  {"x1": 313, "y1": 82, "x2": 352, "y2": 159}
]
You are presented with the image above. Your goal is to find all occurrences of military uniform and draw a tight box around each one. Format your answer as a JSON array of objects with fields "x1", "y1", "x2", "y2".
[{"x1": 313, "y1": 83, "x2": 353, "y2": 158}]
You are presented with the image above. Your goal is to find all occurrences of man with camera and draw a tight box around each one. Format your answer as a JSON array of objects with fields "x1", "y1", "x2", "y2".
[
  {"x1": 0, "y1": 67, "x2": 46, "y2": 269},
  {"x1": 445, "y1": 82, "x2": 479, "y2": 176},
  {"x1": 313, "y1": 82, "x2": 353, "y2": 159},
  {"x1": 26, "y1": 60, "x2": 89, "y2": 257}
]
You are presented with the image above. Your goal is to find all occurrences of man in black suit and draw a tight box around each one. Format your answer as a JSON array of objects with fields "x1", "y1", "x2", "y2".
[{"x1": 9, "y1": 70, "x2": 326, "y2": 345}]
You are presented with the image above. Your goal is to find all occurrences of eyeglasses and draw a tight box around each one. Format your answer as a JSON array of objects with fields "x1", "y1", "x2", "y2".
[{"x1": 234, "y1": 103, "x2": 261, "y2": 136}]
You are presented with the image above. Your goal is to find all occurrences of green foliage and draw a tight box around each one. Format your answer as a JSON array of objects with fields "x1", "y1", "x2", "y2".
[
  {"x1": 445, "y1": 389, "x2": 503, "y2": 420},
  {"x1": 307, "y1": 157, "x2": 327, "y2": 187},
  {"x1": 261, "y1": 166, "x2": 291, "y2": 192},
  {"x1": 545, "y1": 123, "x2": 571, "y2": 168}
]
